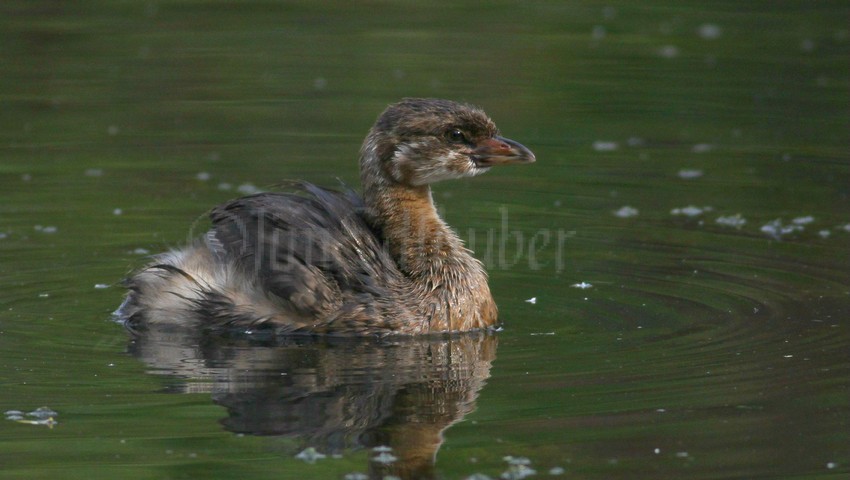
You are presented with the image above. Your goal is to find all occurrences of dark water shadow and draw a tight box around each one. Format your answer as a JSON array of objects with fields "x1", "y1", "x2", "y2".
[{"x1": 127, "y1": 326, "x2": 497, "y2": 479}]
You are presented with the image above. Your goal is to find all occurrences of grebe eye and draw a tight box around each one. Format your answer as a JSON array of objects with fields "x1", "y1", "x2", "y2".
[{"x1": 446, "y1": 129, "x2": 468, "y2": 144}]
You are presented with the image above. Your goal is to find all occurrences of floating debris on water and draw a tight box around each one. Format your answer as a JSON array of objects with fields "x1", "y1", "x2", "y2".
[
  {"x1": 94, "y1": 283, "x2": 110, "y2": 289},
  {"x1": 671, "y1": 205, "x2": 712, "y2": 217},
  {"x1": 524, "y1": 297, "x2": 537, "y2": 304},
  {"x1": 792, "y1": 215, "x2": 814, "y2": 225},
  {"x1": 295, "y1": 447, "x2": 326, "y2": 464},
  {"x1": 571, "y1": 282, "x2": 593, "y2": 289},
  {"x1": 761, "y1": 219, "x2": 804, "y2": 239},
  {"x1": 549, "y1": 466, "x2": 565, "y2": 475},
  {"x1": 818, "y1": 230, "x2": 831, "y2": 238},
  {"x1": 196, "y1": 171, "x2": 211, "y2": 181},
  {"x1": 464, "y1": 474, "x2": 494, "y2": 480},
  {"x1": 29, "y1": 407, "x2": 57, "y2": 419},
  {"x1": 34, "y1": 225, "x2": 58, "y2": 234},
  {"x1": 217, "y1": 182, "x2": 233, "y2": 191},
  {"x1": 626, "y1": 136, "x2": 645, "y2": 147},
  {"x1": 501, "y1": 464, "x2": 536, "y2": 479},
  {"x1": 530, "y1": 332, "x2": 555, "y2": 336},
  {"x1": 592, "y1": 141, "x2": 619, "y2": 152},
  {"x1": 6, "y1": 407, "x2": 58, "y2": 427},
  {"x1": 372, "y1": 451, "x2": 398, "y2": 465},
  {"x1": 677, "y1": 169, "x2": 704, "y2": 179},
  {"x1": 658, "y1": 45, "x2": 679, "y2": 58},
  {"x1": 592, "y1": 25, "x2": 606, "y2": 40},
  {"x1": 715, "y1": 214, "x2": 747, "y2": 228},
  {"x1": 698, "y1": 23, "x2": 722, "y2": 40},
  {"x1": 613, "y1": 206, "x2": 639, "y2": 218},
  {"x1": 84, "y1": 168, "x2": 104, "y2": 177},
  {"x1": 692, "y1": 143, "x2": 714, "y2": 153},
  {"x1": 113, "y1": 208, "x2": 123, "y2": 215},
  {"x1": 343, "y1": 474, "x2": 368, "y2": 480},
  {"x1": 237, "y1": 183, "x2": 261, "y2": 195},
  {"x1": 0, "y1": 232, "x2": 7, "y2": 240}
]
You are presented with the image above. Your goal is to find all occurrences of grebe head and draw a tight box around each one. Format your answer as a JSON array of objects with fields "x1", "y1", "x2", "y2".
[{"x1": 361, "y1": 98, "x2": 535, "y2": 187}]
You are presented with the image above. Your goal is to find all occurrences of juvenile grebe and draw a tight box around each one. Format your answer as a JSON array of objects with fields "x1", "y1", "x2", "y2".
[{"x1": 117, "y1": 98, "x2": 535, "y2": 335}]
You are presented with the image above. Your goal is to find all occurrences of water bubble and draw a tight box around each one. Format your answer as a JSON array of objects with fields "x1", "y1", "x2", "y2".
[
  {"x1": 524, "y1": 297, "x2": 537, "y2": 304},
  {"x1": 217, "y1": 182, "x2": 233, "y2": 191},
  {"x1": 692, "y1": 143, "x2": 713, "y2": 153},
  {"x1": 113, "y1": 208, "x2": 122, "y2": 215},
  {"x1": 196, "y1": 172, "x2": 211, "y2": 181},
  {"x1": 792, "y1": 216, "x2": 814, "y2": 225},
  {"x1": 85, "y1": 168, "x2": 104, "y2": 177}
]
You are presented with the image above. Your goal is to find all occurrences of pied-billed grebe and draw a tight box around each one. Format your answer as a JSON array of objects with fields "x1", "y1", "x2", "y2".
[{"x1": 117, "y1": 98, "x2": 535, "y2": 335}]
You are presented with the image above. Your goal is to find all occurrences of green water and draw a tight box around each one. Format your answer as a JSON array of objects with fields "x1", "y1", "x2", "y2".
[{"x1": 1, "y1": 1, "x2": 848, "y2": 479}]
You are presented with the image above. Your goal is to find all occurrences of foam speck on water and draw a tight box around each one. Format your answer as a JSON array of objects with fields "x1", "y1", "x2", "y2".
[
  {"x1": 613, "y1": 206, "x2": 639, "y2": 218},
  {"x1": 671, "y1": 205, "x2": 712, "y2": 217},
  {"x1": 678, "y1": 169, "x2": 704, "y2": 179},
  {"x1": 716, "y1": 214, "x2": 747, "y2": 228},
  {"x1": 698, "y1": 23, "x2": 722, "y2": 40},
  {"x1": 592, "y1": 141, "x2": 619, "y2": 152},
  {"x1": 658, "y1": 45, "x2": 679, "y2": 58}
]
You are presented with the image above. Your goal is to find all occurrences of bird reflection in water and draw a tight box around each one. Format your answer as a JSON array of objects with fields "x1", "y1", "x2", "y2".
[{"x1": 127, "y1": 327, "x2": 497, "y2": 479}]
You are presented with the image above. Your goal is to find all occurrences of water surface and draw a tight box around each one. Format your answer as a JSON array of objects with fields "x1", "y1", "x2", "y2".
[{"x1": 1, "y1": 1, "x2": 848, "y2": 479}]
